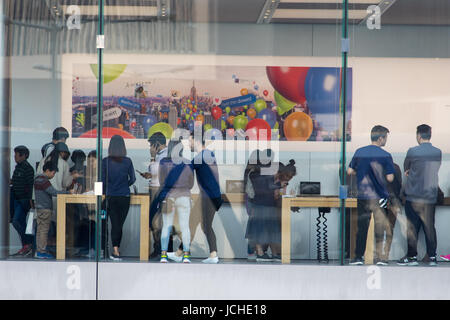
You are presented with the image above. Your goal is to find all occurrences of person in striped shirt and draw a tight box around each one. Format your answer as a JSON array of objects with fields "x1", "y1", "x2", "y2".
[{"x1": 10, "y1": 145, "x2": 35, "y2": 257}]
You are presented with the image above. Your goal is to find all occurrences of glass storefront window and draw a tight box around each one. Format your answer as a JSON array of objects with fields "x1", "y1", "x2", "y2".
[{"x1": 2, "y1": 0, "x2": 450, "y2": 300}]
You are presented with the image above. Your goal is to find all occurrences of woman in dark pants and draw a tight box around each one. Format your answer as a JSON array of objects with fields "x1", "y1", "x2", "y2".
[{"x1": 102, "y1": 135, "x2": 136, "y2": 261}]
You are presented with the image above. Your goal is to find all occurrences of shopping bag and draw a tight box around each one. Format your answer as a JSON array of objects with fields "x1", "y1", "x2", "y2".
[{"x1": 25, "y1": 209, "x2": 36, "y2": 235}]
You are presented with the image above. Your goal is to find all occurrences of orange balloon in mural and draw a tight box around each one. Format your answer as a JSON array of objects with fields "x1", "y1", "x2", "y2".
[
  {"x1": 227, "y1": 115, "x2": 235, "y2": 125},
  {"x1": 247, "y1": 108, "x2": 256, "y2": 119},
  {"x1": 195, "y1": 114, "x2": 204, "y2": 123},
  {"x1": 240, "y1": 88, "x2": 248, "y2": 96},
  {"x1": 283, "y1": 112, "x2": 313, "y2": 141}
]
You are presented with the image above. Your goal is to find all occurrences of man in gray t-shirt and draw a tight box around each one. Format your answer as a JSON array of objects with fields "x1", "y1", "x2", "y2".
[{"x1": 398, "y1": 124, "x2": 442, "y2": 266}]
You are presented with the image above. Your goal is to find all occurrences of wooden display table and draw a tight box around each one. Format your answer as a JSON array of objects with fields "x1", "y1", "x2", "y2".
[
  {"x1": 56, "y1": 194, "x2": 150, "y2": 261},
  {"x1": 281, "y1": 196, "x2": 357, "y2": 264}
]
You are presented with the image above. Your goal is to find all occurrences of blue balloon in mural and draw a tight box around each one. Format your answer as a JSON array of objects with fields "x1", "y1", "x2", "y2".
[
  {"x1": 142, "y1": 115, "x2": 157, "y2": 133},
  {"x1": 187, "y1": 120, "x2": 195, "y2": 132},
  {"x1": 257, "y1": 108, "x2": 277, "y2": 128},
  {"x1": 304, "y1": 67, "x2": 352, "y2": 114}
]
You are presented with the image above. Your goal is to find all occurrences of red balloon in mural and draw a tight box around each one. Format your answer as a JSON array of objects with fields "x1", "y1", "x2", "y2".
[
  {"x1": 211, "y1": 106, "x2": 222, "y2": 120},
  {"x1": 245, "y1": 119, "x2": 272, "y2": 140},
  {"x1": 263, "y1": 90, "x2": 269, "y2": 96},
  {"x1": 79, "y1": 127, "x2": 136, "y2": 139},
  {"x1": 266, "y1": 66, "x2": 309, "y2": 104}
]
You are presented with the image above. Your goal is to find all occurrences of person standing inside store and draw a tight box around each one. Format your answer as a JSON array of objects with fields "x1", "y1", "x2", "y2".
[
  {"x1": 397, "y1": 124, "x2": 441, "y2": 266},
  {"x1": 34, "y1": 162, "x2": 73, "y2": 259},
  {"x1": 347, "y1": 125, "x2": 395, "y2": 265},
  {"x1": 37, "y1": 142, "x2": 76, "y2": 254},
  {"x1": 9, "y1": 146, "x2": 35, "y2": 257},
  {"x1": 158, "y1": 138, "x2": 194, "y2": 263},
  {"x1": 139, "y1": 132, "x2": 170, "y2": 258},
  {"x1": 102, "y1": 135, "x2": 136, "y2": 261},
  {"x1": 248, "y1": 159, "x2": 296, "y2": 262},
  {"x1": 40, "y1": 127, "x2": 70, "y2": 159},
  {"x1": 166, "y1": 133, "x2": 223, "y2": 264}
]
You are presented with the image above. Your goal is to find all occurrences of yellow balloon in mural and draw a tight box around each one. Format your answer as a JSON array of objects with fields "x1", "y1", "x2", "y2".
[
  {"x1": 147, "y1": 122, "x2": 173, "y2": 140},
  {"x1": 90, "y1": 64, "x2": 127, "y2": 84}
]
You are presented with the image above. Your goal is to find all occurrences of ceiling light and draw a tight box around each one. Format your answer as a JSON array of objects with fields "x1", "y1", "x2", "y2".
[
  {"x1": 60, "y1": 5, "x2": 158, "y2": 17},
  {"x1": 279, "y1": 0, "x2": 380, "y2": 3},
  {"x1": 272, "y1": 9, "x2": 368, "y2": 20},
  {"x1": 257, "y1": 0, "x2": 280, "y2": 24}
]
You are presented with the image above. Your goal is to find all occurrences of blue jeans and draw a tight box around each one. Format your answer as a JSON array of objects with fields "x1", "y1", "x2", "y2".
[{"x1": 12, "y1": 199, "x2": 33, "y2": 246}]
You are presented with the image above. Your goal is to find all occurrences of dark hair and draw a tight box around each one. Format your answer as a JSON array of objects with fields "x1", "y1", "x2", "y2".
[
  {"x1": 417, "y1": 124, "x2": 432, "y2": 140},
  {"x1": 43, "y1": 161, "x2": 57, "y2": 173},
  {"x1": 52, "y1": 127, "x2": 69, "y2": 141},
  {"x1": 279, "y1": 159, "x2": 297, "y2": 178},
  {"x1": 14, "y1": 145, "x2": 29, "y2": 159},
  {"x1": 71, "y1": 149, "x2": 86, "y2": 164},
  {"x1": 370, "y1": 125, "x2": 390, "y2": 142},
  {"x1": 45, "y1": 148, "x2": 60, "y2": 172},
  {"x1": 108, "y1": 135, "x2": 127, "y2": 159},
  {"x1": 88, "y1": 150, "x2": 97, "y2": 159},
  {"x1": 148, "y1": 132, "x2": 166, "y2": 147},
  {"x1": 55, "y1": 142, "x2": 70, "y2": 154}
]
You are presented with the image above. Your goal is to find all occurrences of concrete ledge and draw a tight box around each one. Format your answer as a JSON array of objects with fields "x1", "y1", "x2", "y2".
[{"x1": 1, "y1": 260, "x2": 450, "y2": 300}]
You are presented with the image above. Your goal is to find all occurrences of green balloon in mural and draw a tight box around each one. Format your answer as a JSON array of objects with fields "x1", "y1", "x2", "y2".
[
  {"x1": 254, "y1": 99, "x2": 267, "y2": 113},
  {"x1": 90, "y1": 64, "x2": 127, "y2": 84},
  {"x1": 221, "y1": 120, "x2": 227, "y2": 130},
  {"x1": 147, "y1": 122, "x2": 173, "y2": 140},
  {"x1": 204, "y1": 123, "x2": 213, "y2": 131},
  {"x1": 274, "y1": 90, "x2": 296, "y2": 116},
  {"x1": 233, "y1": 115, "x2": 248, "y2": 130}
]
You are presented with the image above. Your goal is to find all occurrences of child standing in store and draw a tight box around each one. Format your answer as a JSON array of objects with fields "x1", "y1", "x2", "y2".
[{"x1": 34, "y1": 162, "x2": 73, "y2": 259}]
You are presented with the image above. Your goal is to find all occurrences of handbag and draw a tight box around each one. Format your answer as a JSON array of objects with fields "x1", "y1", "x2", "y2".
[{"x1": 25, "y1": 209, "x2": 36, "y2": 235}]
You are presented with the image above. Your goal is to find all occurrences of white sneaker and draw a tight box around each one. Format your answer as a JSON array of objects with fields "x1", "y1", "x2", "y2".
[
  {"x1": 202, "y1": 256, "x2": 219, "y2": 264},
  {"x1": 167, "y1": 252, "x2": 183, "y2": 263},
  {"x1": 247, "y1": 253, "x2": 257, "y2": 260}
]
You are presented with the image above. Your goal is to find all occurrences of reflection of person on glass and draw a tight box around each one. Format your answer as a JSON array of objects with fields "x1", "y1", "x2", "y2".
[
  {"x1": 158, "y1": 138, "x2": 194, "y2": 263},
  {"x1": 397, "y1": 124, "x2": 441, "y2": 266},
  {"x1": 347, "y1": 125, "x2": 394, "y2": 265},
  {"x1": 102, "y1": 135, "x2": 136, "y2": 261},
  {"x1": 381, "y1": 162, "x2": 403, "y2": 263}
]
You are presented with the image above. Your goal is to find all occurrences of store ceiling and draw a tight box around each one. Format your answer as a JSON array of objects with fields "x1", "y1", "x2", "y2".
[{"x1": 10, "y1": 0, "x2": 450, "y2": 26}]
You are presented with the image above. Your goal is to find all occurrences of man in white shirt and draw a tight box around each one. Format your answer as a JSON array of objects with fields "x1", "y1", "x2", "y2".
[{"x1": 140, "y1": 132, "x2": 168, "y2": 258}]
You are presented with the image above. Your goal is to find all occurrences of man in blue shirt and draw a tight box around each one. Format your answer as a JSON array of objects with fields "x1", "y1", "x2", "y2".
[
  {"x1": 397, "y1": 124, "x2": 441, "y2": 266},
  {"x1": 347, "y1": 125, "x2": 395, "y2": 265}
]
